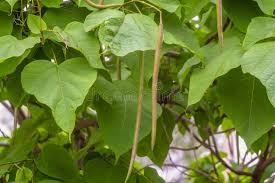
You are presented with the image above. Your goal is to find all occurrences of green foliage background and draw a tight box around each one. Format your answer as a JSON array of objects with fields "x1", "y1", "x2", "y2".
[{"x1": 0, "y1": 0, "x2": 274, "y2": 182}]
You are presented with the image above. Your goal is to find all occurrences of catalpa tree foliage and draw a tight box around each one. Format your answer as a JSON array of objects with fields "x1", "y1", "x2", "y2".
[{"x1": 0, "y1": 0, "x2": 274, "y2": 182}]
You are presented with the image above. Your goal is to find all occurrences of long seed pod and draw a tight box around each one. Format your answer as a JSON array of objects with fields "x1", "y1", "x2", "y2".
[
  {"x1": 125, "y1": 52, "x2": 145, "y2": 182},
  {"x1": 216, "y1": 0, "x2": 224, "y2": 48},
  {"x1": 151, "y1": 12, "x2": 164, "y2": 150}
]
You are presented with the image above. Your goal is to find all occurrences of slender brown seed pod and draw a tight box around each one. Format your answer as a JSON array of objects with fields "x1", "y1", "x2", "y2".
[
  {"x1": 125, "y1": 52, "x2": 145, "y2": 182},
  {"x1": 151, "y1": 12, "x2": 164, "y2": 150},
  {"x1": 216, "y1": 0, "x2": 224, "y2": 49}
]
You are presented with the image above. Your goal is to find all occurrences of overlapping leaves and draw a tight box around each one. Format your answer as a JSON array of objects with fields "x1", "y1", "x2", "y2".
[{"x1": 0, "y1": 0, "x2": 275, "y2": 182}]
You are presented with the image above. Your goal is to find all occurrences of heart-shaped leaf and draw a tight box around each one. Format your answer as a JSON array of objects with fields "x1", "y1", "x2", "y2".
[{"x1": 21, "y1": 57, "x2": 97, "y2": 133}]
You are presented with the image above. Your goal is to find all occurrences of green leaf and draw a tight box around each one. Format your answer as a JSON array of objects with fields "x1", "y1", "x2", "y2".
[
  {"x1": 255, "y1": 0, "x2": 275, "y2": 15},
  {"x1": 98, "y1": 17, "x2": 124, "y2": 48},
  {"x1": 3, "y1": 71, "x2": 27, "y2": 107},
  {"x1": 122, "y1": 51, "x2": 155, "y2": 83},
  {"x1": 147, "y1": 0, "x2": 180, "y2": 13},
  {"x1": 243, "y1": 17, "x2": 275, "y2": 49},
  {"x1": 138, "y1": 109, "x2": 175, "y2": 166},
  {"x1": 0, "y1": 107, "x2": 48, "y2": 165},
  {"x1": 21, "y1": 57, "x2": 97, "y2": 133},
  {"x1": 84, "y1": 159, "x2": 135, "y2": 183},
  {"x1": 0, "y1": 1, "x2": 11, "y2": 12},
  {"x1": 223, "y1": 0, "x2": 263, "y2": 32},
  {"x1": 4, "y1": 0, "x2": 17, "y2": 10},
  {"x1": 84, "y1": 9, "x2": 125, "y2": 32},
  {"x1": 93, "y1": 75, "x2": 118, "y2": 104},
  {"x1": 0, "y1": 12, "x2": 13, "y2": 36},
  {"x1": 0, "y1": 50, "x2": 30, "y2": 77},
  {"x1": 188, "y1": 37, "x2": 243, "y2": 106},
  {"x1": 41, "y1": 0, "x2": 62, "y2": 8},
  {"x1": 54, "y1": 22, "x2": 104, "y2": 68},
  {"x1": 0, "y1": 36, "x2": 40, "y2": 63},
  {"x1": 27, "y1": 14, "x2": 47, "y2": 34},
  {"x1": 43, "y1": 5, "x2": 89, "y2": 29},
  {"x1": 164, "y1": 14, "x2": 199, "y2": 52},
  {"x1": 110, "y1": 14, "x2": 158, "y2": 56},
  {"x1": 15, "y1": 167, "x2": 33, "y2": 182},
  {"x1": 138, "y1": 167, "x2": 165, "y2": 183},
  {"x1": 94, "y1": 79, "x2": 162, "y2": 158},
  {"x1": 35, "y1": 144, "x2": 79, "y2": 181},
  {"x1": 261, "y1": 162, "x2": 275, "y2": 182},
  {"x1": 242, "y1": 42, "x2": 275, "y2": 108},
  {"x1": 178, "y1": 56, "x2": 200, "y2": 87},
  {"x1": 217, "y1": 69, "x2": 275, "y2": 146},
  {"x1": 182, "y1": 0, "x2": 210, "y2": 20}
]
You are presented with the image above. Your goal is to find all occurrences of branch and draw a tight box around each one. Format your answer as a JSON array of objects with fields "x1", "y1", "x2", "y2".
[
  {"x1": 170, "y1": 145, "x2": 201, "y2": 151},
  {"x1": 260, "y1": 157, "x2": 275, "y2": 172},
  {"x1": 168, "y1": 108, "x2": 253, "y2": 176},
  {"x1": 214, "y1": 128, "x2": 235, "y2": 134},
  {"x1": 252, "y1": 136, "x2": 275, "y2": 182},
  {"x1": 208, "y1": 128, "x2": 252, "y2": 176},
  {"x1": 85, "y1": 0, "x2": 121, "y2": 9},
  {"x1": 0, "y1": 128, "x2": 8, "y2": 138}
]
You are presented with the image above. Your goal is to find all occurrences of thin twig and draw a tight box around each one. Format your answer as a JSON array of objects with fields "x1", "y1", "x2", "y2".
[
  {"x1": 170, "y1": 145, "x2": 201, "y2": 151},
  {"x1": 168, "y1": 109, "x2": 253, "y2": 176},
  {"x1": 208, "y1": 133, "x2": 220, "y2": 181},
  {"x1": 214, "y1": 128, "x2": 235, "y2": 134},
  {"x1": 85, "y1": 0, "x2": 121, "y2": 9},
  {"x1": 1, "y1": 102, "x2": 13, "y2": 115},
  {"x1": 0, "y1": 129, "x2": 8, "y2": 138}
]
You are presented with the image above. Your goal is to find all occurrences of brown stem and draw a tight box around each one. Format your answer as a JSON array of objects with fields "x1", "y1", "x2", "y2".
[
  {"x1": 85, "y1": 0, "x2": 120, "y2": 9},
  {"x1": 252, "y1": 137, "x2": 274, "y2": 183}
]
